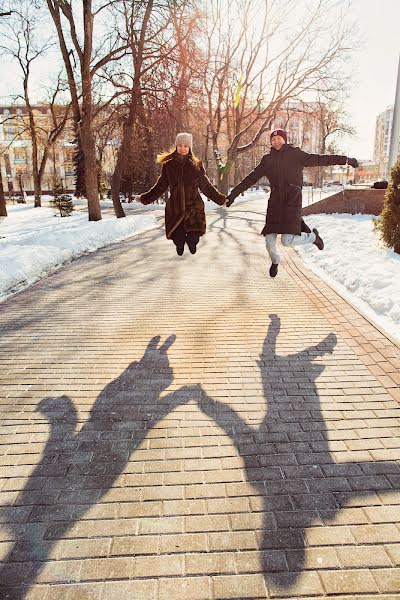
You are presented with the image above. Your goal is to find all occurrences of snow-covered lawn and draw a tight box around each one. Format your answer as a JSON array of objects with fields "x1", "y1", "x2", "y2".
[
  {"x1": 1, "y1": 193, "x2": 399, "y2": 345},
  {"x1": 296, "y1": 213, "x2": 400, "y2": 344},
  {"x1": 0, "y1": 201, "x2": 158, "y2": 302}
]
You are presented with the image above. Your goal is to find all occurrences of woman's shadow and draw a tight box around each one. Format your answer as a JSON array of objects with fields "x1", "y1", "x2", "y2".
[
  {"x1": 2, "y1": 322, "x2": 399, "y2": 597},
  {"x1": 197, "y1": 314, "x2": 400, "y2": 588},
  {"x1": 0, "y1": 334, "x2": 203, "y2": 599}
]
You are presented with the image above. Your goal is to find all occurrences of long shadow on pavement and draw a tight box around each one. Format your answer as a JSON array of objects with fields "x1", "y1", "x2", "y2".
[
  {"x1": 197, "y1": 314, "x2": 400, "y2": 589},
  {"x1": 1, "y1": 320, "x2": 399, "y2": 596},
  {"x1": 0, "y1": 334, "x2": 202, "y2": 599}
]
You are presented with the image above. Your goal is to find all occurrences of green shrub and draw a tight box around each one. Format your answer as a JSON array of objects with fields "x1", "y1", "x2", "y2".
[
  {"x1": 50, "y1": 180, "x2": 74, "y2": 217},
  {"x1": 374, "y1": 159, "x2": 400, "y2": 253}
]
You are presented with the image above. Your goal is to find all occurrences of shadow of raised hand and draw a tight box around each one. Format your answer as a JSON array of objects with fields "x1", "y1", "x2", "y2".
[
  {"x1": 0, "y1": 334, "x2": 193, "y2": 599},
  {"x1": 197, "y1": 315, "x2": 400, "y2": 588}
]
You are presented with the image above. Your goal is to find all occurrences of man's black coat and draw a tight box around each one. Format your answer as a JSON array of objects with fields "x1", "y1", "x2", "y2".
[{"x1": 229, "y1": 144, "x2": 347, "y2": 235}]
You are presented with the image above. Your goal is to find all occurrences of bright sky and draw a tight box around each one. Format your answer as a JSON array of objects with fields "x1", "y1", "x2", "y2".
[
  {"x1": 343, "y1": 0, "x2": 400, "y2": 160},
  {"x1": 0, "y1": 0, "x2": 399, "y2": 161}
]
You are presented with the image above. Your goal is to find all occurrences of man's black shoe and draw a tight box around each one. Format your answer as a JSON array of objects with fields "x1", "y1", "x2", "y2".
[
  {"x1": 176, "y1": 245, "x2": 184, "y2": 256},
  {"x1": 188, "y1": 244, "x2": 197, "y2": 254},
  {"x1": 269, "y1": 263, "x2": 278, "y2": 277},
  {"x1": 312, "y1": 228, "x2": 324, "y2": 250}
]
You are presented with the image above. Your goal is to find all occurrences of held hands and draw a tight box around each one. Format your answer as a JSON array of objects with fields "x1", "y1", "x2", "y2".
[
  {"x1": 347, "y1": 158, "x2": 358, "y2": 169},
  {"x1": 226, "y1": 194, "x2": 235, "y2": 207}
]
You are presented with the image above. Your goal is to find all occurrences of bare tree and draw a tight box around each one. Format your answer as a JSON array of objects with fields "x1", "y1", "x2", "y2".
[
  {"x1": 46, "y1": 0, "x2": 128, "y2": 220},
  {"x1": 312, "y1": 99, "x2": 355, "y2": 186},
  {"x1": 38, "y1": 81, "x2": 72, "y2": 192},
  {"x1": 0, "y1": 2, "x2": 57, "y2": 207},
  {"x1": 200, "y1": 0, "x2": 358, "y2": 193},
  {"x1": 0, "y1": 1, "x2": 12, "y2": 17},
  {"x1": 106, "y1": 0, "x2": 199, "y2": 216},
  {"x1": 278, "y1": 97, "x2": 356, "y2": 185}
]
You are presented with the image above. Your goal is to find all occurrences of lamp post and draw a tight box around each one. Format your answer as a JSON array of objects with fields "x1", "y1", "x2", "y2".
[{"x1": 388, "y1": 53, "x2": 400, "y2": 176}]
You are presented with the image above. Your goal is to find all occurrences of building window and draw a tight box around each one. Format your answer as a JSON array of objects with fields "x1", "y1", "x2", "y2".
[
  {"x1": 64, "y1": 163, "x2": 75, "y2": 176},
  {"x1": 4, "y1": 126, "x2": 16, "y2": 141},
  {"x1": 14, "y1": 149, "x2": 27, "y2": 164}
]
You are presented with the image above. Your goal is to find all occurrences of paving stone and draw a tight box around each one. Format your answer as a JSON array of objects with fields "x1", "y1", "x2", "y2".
[
  {"x1": 159, "y1": 532, "x2": 208, "y2": 553},
  {"x1": 385, "y1": 543, "x2": 400, "y2": 565},
  {"x1": 286, "y1": 547, "x2": 341, "y2": 571},
  {"x1": 364, "y1": 505, "x2": 400, "y2": 523},
  {"x1": 110, "y1": 535, "x2": 159, "y2": 556},
  {"x1": 372, "y1": 568, "x2": 400, "y2": 593},
  {"x1": 186, "y1": 551, "x2": 236, "y2": 575},
  {"x1": 158, "y1": 576, "x2": 210, "y2": 599},
  {"x1": 47, "y1": 583, "x2": 104, "y2": 599},
  {"x1": 352, "y1": 524, "x2": 400, "y2": 544},
  {"x1": 236, "y1": 549, "x2": 287, "y2": 573},
  {"x1": 319, "y1": 568, "x2": 379, "y2": 594},
  {"x1": 336, "y1": 545, "x2": 392, "y2": 567},
  {"x1": 267, "y1": 571, "x2": 324, "y2": 597},
  {"x1": 212, "y1": 573, "x2": 267, "y2": 598},
  {"x1": 100, "y1": 579, "x2": 157, "y2": 599}
]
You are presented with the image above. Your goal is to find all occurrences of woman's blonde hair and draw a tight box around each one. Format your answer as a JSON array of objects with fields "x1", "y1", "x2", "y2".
[{"x1": 157, "y1": 147, "x2": 201, "y2": 166}]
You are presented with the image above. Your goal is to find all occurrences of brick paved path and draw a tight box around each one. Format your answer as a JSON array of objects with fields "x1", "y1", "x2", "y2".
[{"x1": 0, "y1": 197, "x2": 399, "y2": 599}]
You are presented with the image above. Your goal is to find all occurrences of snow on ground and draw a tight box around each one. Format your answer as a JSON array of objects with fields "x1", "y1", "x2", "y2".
[
  {"x1": 226, "y1": 190, "x2": 400, "y2": 343},
  {"x1": 0, "y1": 200, "x2": 158, "y2": 302},
  {"x1": 1, "y1": 191, "x2": 399, "y2": 345},
  {"x1": 296, "y1": 213, "x2": 400, "y2": 344}
]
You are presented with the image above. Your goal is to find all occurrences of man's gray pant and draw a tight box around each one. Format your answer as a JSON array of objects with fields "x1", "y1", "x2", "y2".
[{"x1": 265, "y1": 232, "x2": 316, "y2": 264}]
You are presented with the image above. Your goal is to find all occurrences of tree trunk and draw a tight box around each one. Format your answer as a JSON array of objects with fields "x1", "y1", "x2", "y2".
[
  {"x1": 74, "y1": 134, "x2": 86, "y2": 198},
  {"x1": 219, "y1": 170, "x2": 230, "y2": 195},
  {"x1": 0, "y1": 167, "x2": 7, "y2": 217},
  {"x1": 24, "y1": 76, "x2": 42, "y2": 207},
  {"x1": 33, "y1": 170, "x2": 41, "y2": 207},
  {"x1": 81, "y1": 0, "x2": 101, "y2": 221},
  {"x1": 218, "y1": 151, "x2": 233, "y2": 194},
  {"x1": 111, "y1": 95, "x2": 139, "y2": 218},
  {"x1": 46, "y1": 0, "x2": 99, "y2": 220},
  {"x1": 110, "y1": 0, "x2": 154, "y2": 218},
  {"x1": 138, "y1": 95, "x2": 156, "y2": 184}
]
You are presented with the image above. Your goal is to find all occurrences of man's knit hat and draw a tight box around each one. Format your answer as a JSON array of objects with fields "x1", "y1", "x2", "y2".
[
  {"x1": 270, "y1": 129, "x2": 287, "y2": 143},
  {"x1": 175, "y1": 132, "x2": 193, "y2": 148}
]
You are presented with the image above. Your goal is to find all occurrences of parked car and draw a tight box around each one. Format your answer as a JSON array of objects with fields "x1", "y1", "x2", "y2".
[{"x1": 371, "y1": 180, "x2": 388, "y2": 189}]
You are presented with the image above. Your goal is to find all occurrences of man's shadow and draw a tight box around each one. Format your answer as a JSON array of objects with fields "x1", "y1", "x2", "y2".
[
  {"x1": 0, "y1": 335, "x2": 202, "y2": 599},
  {"x1": 197, "y1": 314, "x2": 400, "y2": 587}
]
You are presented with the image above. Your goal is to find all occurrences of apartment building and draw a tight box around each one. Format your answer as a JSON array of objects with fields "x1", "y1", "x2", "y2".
[
  {"x1": 0, "y1": 105, "x2": 76, "y2": 196},
  {"x1": 373, "y1": 105, "x2": 400, "y2": 179}
]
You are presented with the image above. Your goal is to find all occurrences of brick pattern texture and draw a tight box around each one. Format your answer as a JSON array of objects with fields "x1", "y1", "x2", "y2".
[{"x1": 0, "y1": 197, "x2": 399, "y2": 599}]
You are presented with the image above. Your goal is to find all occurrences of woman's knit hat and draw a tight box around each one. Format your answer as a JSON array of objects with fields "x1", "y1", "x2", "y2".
[
  {"x1": 270, "y1": 129, "x2": 287, "y2": 143},
  {"x1": 175, "y1": 132, "x2": 193, "y2": 148}
]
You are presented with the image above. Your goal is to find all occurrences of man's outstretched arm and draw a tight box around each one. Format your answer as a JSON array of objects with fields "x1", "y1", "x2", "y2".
[
  {"x1": 298, "y1": 148, "x2": 358, "y2": 169},
  {"x1": 227, "y1": 156, "x2": 268, "y2": 206}
]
